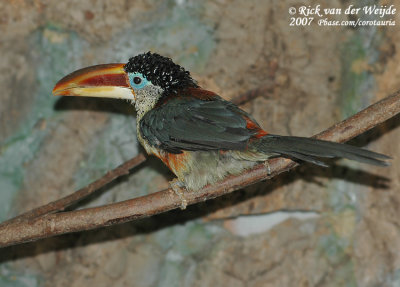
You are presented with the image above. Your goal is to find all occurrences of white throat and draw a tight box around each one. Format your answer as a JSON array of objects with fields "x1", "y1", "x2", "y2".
[{"x1": 134, "y1": 85, "x2": 164, "y2": 121}]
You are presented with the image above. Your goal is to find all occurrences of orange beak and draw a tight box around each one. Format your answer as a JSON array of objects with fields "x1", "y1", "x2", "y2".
[{"x1": 52, "y1": 63, "x2": 135, "y2": 101}]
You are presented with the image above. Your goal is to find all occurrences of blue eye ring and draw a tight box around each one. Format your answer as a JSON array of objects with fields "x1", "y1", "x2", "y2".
[{"x1": 128, "y1": 72, "x2": 148, "y2": 89}]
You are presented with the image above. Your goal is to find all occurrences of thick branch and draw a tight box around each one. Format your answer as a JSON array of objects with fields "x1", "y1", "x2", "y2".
[{"x1": 0, "y1": 90, "x2": 398, "y2": 248}]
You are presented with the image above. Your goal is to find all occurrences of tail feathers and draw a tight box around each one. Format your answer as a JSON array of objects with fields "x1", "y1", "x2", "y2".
[{"x1": 256, "y1": 134, "x2": 390, "y2": 167}]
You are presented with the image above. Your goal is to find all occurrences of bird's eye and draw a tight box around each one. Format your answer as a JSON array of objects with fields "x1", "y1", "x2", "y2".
[{"x1": 129, "y1": 72, "x2": 148, "y2": 89}]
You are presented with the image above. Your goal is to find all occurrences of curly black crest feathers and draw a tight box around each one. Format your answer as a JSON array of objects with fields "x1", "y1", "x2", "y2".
[{"x1": 124, "y1": 52, "x2": 198, "y2": 94}]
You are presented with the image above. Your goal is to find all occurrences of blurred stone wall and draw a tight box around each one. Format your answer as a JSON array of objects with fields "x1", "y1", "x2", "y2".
[{"x1": 0, "y1": 1, "x2": 399, "y2": 286}]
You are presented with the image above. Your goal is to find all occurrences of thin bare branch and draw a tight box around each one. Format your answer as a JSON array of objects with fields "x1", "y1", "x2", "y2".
[
  {"x1": 0, "y1": 154, "x2": 147, "y2": 226},
  {"x1": 0, "y1": 90, "x2": 398, "y2": 248}
]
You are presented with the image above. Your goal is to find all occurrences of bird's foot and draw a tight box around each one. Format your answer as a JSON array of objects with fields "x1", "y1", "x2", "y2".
[
  {"x1": 170, "y1": 178, "x2": 188, "y2": 210},
  {"x1": 264, "y1": 160, "x2": 272, "y2": 175}
]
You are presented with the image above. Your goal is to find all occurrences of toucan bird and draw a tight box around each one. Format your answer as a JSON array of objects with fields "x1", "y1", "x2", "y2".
[{"x1": 53, "y1": 52, "x2": 390, "y2": 191}]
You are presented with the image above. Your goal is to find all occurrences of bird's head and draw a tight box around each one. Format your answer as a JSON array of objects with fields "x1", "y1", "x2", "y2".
[{"x1": 53, "y1": 52, "x2": 198, "y2": 117}]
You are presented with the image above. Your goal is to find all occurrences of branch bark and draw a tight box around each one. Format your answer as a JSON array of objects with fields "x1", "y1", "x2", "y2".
[
  {"x1": 0, "y1": 90, "x2": 399, "y2": 248},
  {"x1": 0, "y1": 153, "x2": 147, "y2": 226}
]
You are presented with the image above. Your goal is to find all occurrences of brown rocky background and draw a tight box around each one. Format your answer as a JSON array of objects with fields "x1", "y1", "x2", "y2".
[{"x1": 0, "y1": 0, "x2": 399, "y2": 286}]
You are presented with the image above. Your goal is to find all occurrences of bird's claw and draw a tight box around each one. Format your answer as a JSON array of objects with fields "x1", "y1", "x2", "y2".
[
  {"x1": 170, "y1": 179, "x2": 188, "y2": 210},
  {"x1": 264, "y1": 160, "x2": 272, "y2": 175}
]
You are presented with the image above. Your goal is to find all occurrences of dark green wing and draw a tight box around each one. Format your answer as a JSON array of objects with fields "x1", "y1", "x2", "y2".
[
  {"x1": 139, "y1": 90, "x2": 391, "y2": 166},
  {"x1": 139, "y1": 95, "x2": 258, "y2": 153}
]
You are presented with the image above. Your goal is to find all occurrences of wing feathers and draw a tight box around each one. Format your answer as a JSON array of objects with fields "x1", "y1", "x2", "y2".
[
  {"x1": 139, "y1": 89, "x2": 390, "y2": 167},
  {"x1": 140, "y1": 93, "x2": 259, "y2": 153}
]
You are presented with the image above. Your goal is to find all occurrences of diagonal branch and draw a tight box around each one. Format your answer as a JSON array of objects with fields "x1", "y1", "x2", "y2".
[
  {"x1": 0, "y1": 90, "x2": 398, "y2": 248},
  {"x1": 0, "y1": 153, "x2": 147, "y2": 226},
  {"x1": 1, "y1": 84, "x2": 274, "y2": 226}
]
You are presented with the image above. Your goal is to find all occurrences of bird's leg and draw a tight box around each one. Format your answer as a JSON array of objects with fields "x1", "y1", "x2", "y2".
[
  {"x1": 169, "y1": 178, "x2": 188, "y2": 210},
  {"x1": 264, "y1": 160, "x2": 272, "y2": 175}
]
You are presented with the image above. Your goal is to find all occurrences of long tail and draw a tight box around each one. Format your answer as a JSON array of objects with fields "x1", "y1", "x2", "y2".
[{"x1": 254, "y1": 134, "x2": 390, "y2": 167}]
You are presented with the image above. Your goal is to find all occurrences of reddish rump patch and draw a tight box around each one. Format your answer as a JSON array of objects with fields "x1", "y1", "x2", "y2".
[{"x1": 245, "y1": 117, "x2": 268, "y2": 138}]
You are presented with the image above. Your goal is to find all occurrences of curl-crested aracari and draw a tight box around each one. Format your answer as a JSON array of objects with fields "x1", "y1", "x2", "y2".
[{"x1": 53, "y1": 52, "x2": 390, "y2": 191}]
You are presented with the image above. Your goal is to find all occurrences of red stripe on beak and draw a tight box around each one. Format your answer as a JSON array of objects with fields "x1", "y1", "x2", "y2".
[
  {"x1": 80, "y1": 73, "x2": 129, "y2": 87},
  {"x1": 53, "y1": 63, "x2": 135, "y2": 101}
]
